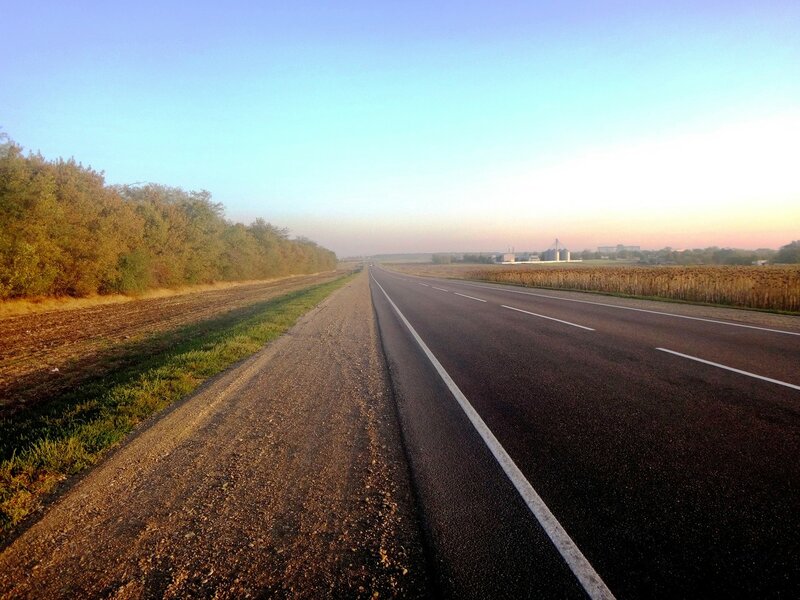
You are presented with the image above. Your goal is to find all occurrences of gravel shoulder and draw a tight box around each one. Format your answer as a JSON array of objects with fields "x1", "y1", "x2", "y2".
[{"x1": 0, "y1": 271, "x2": 429, "y2": 598}]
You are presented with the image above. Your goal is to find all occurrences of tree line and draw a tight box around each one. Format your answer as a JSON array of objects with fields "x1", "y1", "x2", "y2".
[
  {"x1": 592, "y1": 246, "x2": 797, "y2": 265},
  {"x1": 0, "y1": 135, "x2": 337, "y2": 299},
  {"x1": 449, "y1": 245, "x2": 799, "y2": 265}
]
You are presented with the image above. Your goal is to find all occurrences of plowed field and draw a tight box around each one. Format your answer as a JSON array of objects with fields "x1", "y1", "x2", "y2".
[{"x1": 0, "y1": 271, "x2": 345, "y2": 416}]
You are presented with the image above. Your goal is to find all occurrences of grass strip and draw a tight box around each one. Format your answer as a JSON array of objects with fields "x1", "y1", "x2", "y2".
[{"x1": 0, "y1": 274, "x2": 352, "y2": 534}]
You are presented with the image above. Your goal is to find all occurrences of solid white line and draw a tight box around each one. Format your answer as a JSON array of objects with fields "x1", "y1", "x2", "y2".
[
  {"x1": 502, "y1": 305, "x2": 595, "y2": 331},
  {"x1": 451, "y1": 281, "x2": 800, "y2": 337},
  {"x1": 370, "y1": 274, "x2": 615, "y2": 600},
  {"x1": 656, "y1": 348, "x2": 800, "y2": 391},
  {"x1": 432, "y1": 286, "x2": 449, "y2": 292},
  {"x1": 454, "y1": 292, "x2": 487, "y2": 303}
]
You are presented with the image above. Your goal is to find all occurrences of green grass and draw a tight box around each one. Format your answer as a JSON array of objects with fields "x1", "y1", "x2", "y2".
[{"x1": 0, "y1": 274, "x2": 352, "y2": 534}]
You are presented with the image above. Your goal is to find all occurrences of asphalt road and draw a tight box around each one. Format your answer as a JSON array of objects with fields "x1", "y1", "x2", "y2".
[{"x1": 369, "y1": 266, "x2": 800, "y2": 599}]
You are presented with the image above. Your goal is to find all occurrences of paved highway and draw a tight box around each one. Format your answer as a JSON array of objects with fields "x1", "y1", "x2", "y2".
[{"x1": 368, "y1": 266, "x2": 800, "y2": 599}]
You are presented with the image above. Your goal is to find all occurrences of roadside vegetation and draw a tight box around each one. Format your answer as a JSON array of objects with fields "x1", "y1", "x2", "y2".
[
  {"x1": 467, "y1": 265, "x2": 800, "y2": 312},
  {"x1": 0, "y1": 274, "x2": 352, "y2": 534},
  {"x1": 0, "y1": 134, "x2": 336, "y2": 300}
]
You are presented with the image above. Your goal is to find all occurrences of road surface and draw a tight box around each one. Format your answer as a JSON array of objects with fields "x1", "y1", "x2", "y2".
[{"x1": 369, "y1": 265, "x2": 800, "y2": 599}]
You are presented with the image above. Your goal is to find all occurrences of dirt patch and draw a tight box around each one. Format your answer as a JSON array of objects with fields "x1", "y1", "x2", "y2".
[
  {"x1": 0, "y1": 271, "x2": 429, "y2": 598},
  {"x1": 0, "y1": 271, "x2": 347, "y2": 415}
]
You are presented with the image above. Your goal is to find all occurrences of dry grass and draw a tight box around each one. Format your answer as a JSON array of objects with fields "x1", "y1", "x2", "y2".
[
  {"x1": 0, "y1": 273, "x2": 328, "y2": 318},
  {"x1": 468, "y1": 265, "x2": 800, "y2": 312}
]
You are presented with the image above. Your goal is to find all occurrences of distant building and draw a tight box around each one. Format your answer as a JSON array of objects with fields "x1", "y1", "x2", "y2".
[{"x1": 500, "y1": 253, "x2": 516, "y2": 263}]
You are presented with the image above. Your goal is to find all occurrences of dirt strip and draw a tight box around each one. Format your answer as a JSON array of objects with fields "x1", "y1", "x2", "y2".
[{"x1": 0, "y1": 271, "x2": 429, "y2": 598}]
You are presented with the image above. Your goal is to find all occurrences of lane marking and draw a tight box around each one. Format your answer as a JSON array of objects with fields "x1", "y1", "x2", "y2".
[
  {"x1": 447, "y1": 281, "x2": 800, "y2": 337},
  {"x1": 454, "y1": 292, "x2": 487, "y2": 303},
  {"x1": 432, "y1": 286, "x2": 449, "y2": 292},
  {"x1": 370, "y1": 274, "x2": 615, "y2": 600},
  {"x1": 502, "y1": 305, "x2": 595, "y2": 331},
  {"x1": 656, "y1": 348, "x2": 800, "y2": 391},
  {"x1": 419, "y1": 283, "x2": 430, "y2": 287}
]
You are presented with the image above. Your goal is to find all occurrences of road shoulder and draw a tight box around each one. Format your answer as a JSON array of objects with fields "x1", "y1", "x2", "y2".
[{"x1": 0, "y1": 270, "x2": 429, "y2": 598}]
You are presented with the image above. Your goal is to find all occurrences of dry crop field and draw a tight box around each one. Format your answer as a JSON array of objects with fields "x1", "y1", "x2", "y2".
[
  {"x1": 390, "y1": 263, "x2": 800, "y2": 313},
  {"x1": 0, "y1": 271, "x2": 345, "y2": 416}
]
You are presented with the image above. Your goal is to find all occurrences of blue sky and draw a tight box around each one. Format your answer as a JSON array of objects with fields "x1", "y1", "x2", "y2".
[{"x1": 2, "y1": 1, "x2": 799, "y2": 256}]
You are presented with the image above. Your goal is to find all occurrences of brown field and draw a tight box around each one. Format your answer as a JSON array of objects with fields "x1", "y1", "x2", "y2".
[
  {"x1": 390, "y1": 263, "x2": 800, "y2": 313},
  {"x1": 0, "y1": 277, "x2": 316, "y2": 318},
  {"x1": 0, "y1": 270, "x2": 347, "y2": 416}
]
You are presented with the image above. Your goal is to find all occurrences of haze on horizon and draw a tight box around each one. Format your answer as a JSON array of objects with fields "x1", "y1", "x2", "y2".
[{"x1": 2, "y1": 1, "x2": 798, "y2": 258}]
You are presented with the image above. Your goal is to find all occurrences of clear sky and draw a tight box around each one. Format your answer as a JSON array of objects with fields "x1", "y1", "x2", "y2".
[{"x1": 2, "y1": 1, "x2": 798, "y2": 257}]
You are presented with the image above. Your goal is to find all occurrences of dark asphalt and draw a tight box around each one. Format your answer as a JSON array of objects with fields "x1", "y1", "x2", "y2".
[{"x1": 369, "y1": 266, "x2": 800, "y2": 599}]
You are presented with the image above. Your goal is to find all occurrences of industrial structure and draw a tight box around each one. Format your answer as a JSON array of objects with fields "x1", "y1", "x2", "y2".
[
  {"x1": 540, "y1": 238, "x2": 571, "y2": 262},
  {"x1": 500, "y1": 252, "x2": 516, "y2": 264},
  {"x1": 493, "y1": 238, "x2": 577, "y2": 264}
]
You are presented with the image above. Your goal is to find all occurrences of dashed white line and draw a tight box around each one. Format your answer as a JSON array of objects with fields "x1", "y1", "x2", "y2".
[
  {"x1": 656, "y1": 348, "x2": 800, "y2": 391},
  {"x1": 419, "y1": 283, "x2": 430, "y2": 287},
  {"x1": 454, "y1": 292, "x2": 487, "y2": 303},
  {"x1": 452, "y1": 281, "x2": 800, "y2": 337},
  {"x1": 432, "y1": 286, "x2": 449, "y2": 292},
  {"x1": 502, "y1": 305, "x2": 595, "y2": 331},
  {"x1": 371, "y1": 275, "x2": 615, "y2": 599}
]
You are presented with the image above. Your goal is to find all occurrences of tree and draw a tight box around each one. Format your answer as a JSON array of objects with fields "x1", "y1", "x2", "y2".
[
  {"x1": 0, "y1": 144, "x2": 61, "y2": 297},
  {"x1": 775, "y1": 241, "x2": 800, "y2": 264}
]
